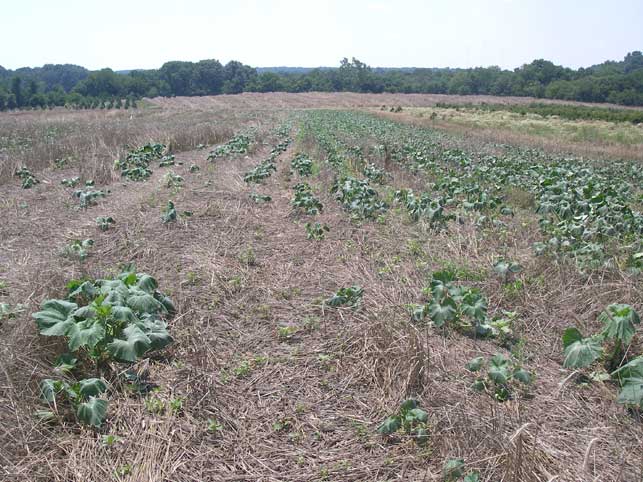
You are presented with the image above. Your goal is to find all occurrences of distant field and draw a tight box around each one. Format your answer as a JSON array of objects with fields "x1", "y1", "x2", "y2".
[{"x1": 1, "y1": 93, "x2": 642, "y2": 481}]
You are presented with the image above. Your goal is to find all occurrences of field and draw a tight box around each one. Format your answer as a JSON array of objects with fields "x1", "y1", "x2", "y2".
[{"x1": 1, "y1": 93, "x2": 642, "y2": 482}]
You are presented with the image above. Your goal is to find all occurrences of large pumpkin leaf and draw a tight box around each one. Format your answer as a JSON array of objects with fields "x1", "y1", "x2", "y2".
[
  {"x1": 127, "y1": 287, "x2": 164, "y2": 314},
  {"x1": 40, "y1": 378, "x2": 67, "y2": 403},
  {"x1": 563, "y1": 336, "x2": 602, "y2": 368},
  {"x1": 489, "y1": 354, "x2": 510, "y2": 385},
  {"x1": 136, "y1": 274, "x2": 158, "y2": 293},
  {"x1": 428, "y1": 298, "x2": 457, "y2": 327},
  {"x1": 100, "y1": 279, "x2": 129, "y2": 305},
  {"x1": 78, "y1": 378, "x2": 108, "y2": 398},
  {"x1": 599, "y1": 303, "x2": 640, "y2": 345},
  {"x1": 377, "y1": 416, "x2": 401, "y2": 435},
  {"x1": 110, "y1": 305, "x2": 137, "y2": 323},
  {"x1": 461, "y1": 291, "x2": 487, "y2": 321},
  {"x1": 136, "y1": 316, "x2": 173, "y2": 350},
  {"x1": 67, "y1": 318, "x2": 106, "y2": 352},
  {"x1": 611, "y1": 356, "x2": 643, "y2": 381},
  {"x1": 76, "y1": 397, "x2": 108, "y2": 427},
  {"x1": 615, "y1": 377, "x2": 643, "y2": 409},
  {"x1": 106, "y1": 324, "x2": 151, "y2": 362},
  {"x1": 33, "y1": 300, "x2": 78, "y2": 336}
]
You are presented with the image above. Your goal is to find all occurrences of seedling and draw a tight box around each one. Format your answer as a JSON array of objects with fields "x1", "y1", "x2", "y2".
[
  {"x1": 61, "y1": 177, "x2": 80, "y2": 188},
  {"x1": 377, "y1": 399, "x2": 429, "y2": 444},
  {"x1": 14, "y1": 166, "x2": 39, "y2": 189},
  {"x1": 292, "y1": 183, "x2": 323, "y2": 215},
  {"x1": 326, "y1": 286, "x2": 363, "y2": 308},
  {"x1": 493, "y1": 258, "x2": 522, "y2": 284},
  {"x1": 250, "y1": 193, "x2": 272, "y2": 204},
  {"x1": 466, "y1": 353, "x2": 532, "y2": 402},
  {"x1": 63, "y1": 239, "x2": 94, "y2": 261},
  {"x1": 305, "y1": 222, "x2": 329, "y2": 240},
  {"x1": 161, "y1": 201, "x2": 177, "y2": 223},
  {"x1": 96, "y1": 216, "x2": 115, "y2": 231}
]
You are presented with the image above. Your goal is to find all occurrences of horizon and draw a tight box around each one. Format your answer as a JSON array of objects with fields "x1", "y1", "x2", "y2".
[{"x1": 2, "y1": 0, "x2": 642, "y2": 72}]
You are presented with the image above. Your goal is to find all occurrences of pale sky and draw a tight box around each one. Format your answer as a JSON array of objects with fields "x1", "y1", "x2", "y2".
[{"x1": 2, "y1": 0, "x2": 642, "y2": 71}]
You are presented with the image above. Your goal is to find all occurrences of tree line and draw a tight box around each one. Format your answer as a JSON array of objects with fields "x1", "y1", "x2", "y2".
[{"x1": 1, "y1": 52, "x2": 642, "y2": 110}]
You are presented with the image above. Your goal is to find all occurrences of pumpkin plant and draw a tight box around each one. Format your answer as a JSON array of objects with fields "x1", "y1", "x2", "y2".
[
  {"x1": 377, "y1": 399, "x2": 428, "y2": 444},
  {"x1": 33, "y1": 266, "x2": 175, "y2": 426},
  {"x1": 326, "y1": 286, "x2": 363, "y2": 308},
  {"x1": 466, "y1": 353, "x2": 532, "y2": 402}
]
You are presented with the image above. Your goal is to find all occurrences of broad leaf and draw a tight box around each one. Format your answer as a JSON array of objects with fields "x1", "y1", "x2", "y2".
[
  {"x1": 466, "y1": 356, "x2": 484, "y2": 372},
  {"x1": 489, "y1": 354, "x2": 510, "y2": 385},
  {"x1": 377, "y1": 416, "x2": 401, "y2": 435},
  {"x1": 400, "y1": 399, "x2": 418, "y2": 411},
  {"x1": 513, "y1": 368, "x2": 532, "y2": 384},
  {"x1": 562, "y1": 327, "x2": 583, "y2": 349},
  {"x1": 563, "y1": 337, "x2": 602, "y2": 368},
  {"x1": 407, "y1": 407, "x2": 428, "y2": 423},
  {"x1": 615, "y1": 377, "x2": 643, "y2": 409},
  {"x1": 443, "y1": 458, "x2": 465, "y2": 481},
  {"x1": 78, "y1": 378, "x2": 108, "y2": 398},
  {"x1": 136, "y1": 274, "x2": 158, "y2": 293},
  {"x1": 67, "y1": 319, "x2": 106, "y2": 352},
  {"x1": 611, "y1": 356, "x2": 643, "y2": 381},
  {"x1": 599, "y1": 303, "x2": 640, "y2": 345},
  {"x1": 428, "y1": 298, "x2": 457, "y2": 327},
  {"x1": 127, "y1": 288, "x2": 164, "y2": 314},
  {"x1": 106, "y1": 324, "x2": 151, "y2": 362},
  {"x1": 54, "y1": 353, "x2": 78, "y2": 373},
  {"x1": 40, "y1": 379, "x2": 66, "y2": 403},
  {"x1": 76, "y1": 397, "x2": 108, "y2": 427},
  {"x1": 136, "y1": 316, "x2": 173, "y2": 350},
  {"x1": 462, "y1": 291, "x2": 487, "y2": 321},
  {"x1": 33, "y1": 300, "x2": 78, "y2": 336}
]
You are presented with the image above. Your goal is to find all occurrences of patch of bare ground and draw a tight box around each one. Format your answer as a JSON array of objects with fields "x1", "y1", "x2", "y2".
[{"x1": 1, "y1": 104, "x2": 642, "y2": 481}]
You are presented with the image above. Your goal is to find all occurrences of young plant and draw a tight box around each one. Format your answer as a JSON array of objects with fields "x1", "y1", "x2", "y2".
[
  {"x1": 493, "y1": 258, "x2": 522, "y2": 284},
  {"x1": 466, "y1": 353, "x2": 532, "y2": 402},
  {"x1": 33, "y1": 266, "x2": 175, "y2": 426},
  {"x1": 61, "y1": 177, "x2": 80, "y2": 188},
  {"x1": 243, "y1": 158, "x2": 276, "y2": 184},
  {"x1": 305, "y1": 222, "x2": 329, "y2": 240},
  {"x1": 63, "y1": 239, "x2": 94, "y2": 261},
  {"x1": 292, "y1": 183, "x2": 323, "y2": 215},
  {"x1": 14, "y1": 166, "x2": 39, "y2": 189},
  {"x1": 326, "y1": 286, "x2": 363, "y2": 308},
  {"x1": 96, "y1": 216, "x2": 115, "y2": 231},
  {"x1": 159, "y1": 155, "x2": 175, "y2": 167},
  {"x1": 161, "y1": 201, "x2": 177, "y2": 224},
  {"x1": 73, "y1": 189, "x2": 106, "y2": 209},
  {"x1": 562, "y1": 304, "x2": 640, "y2": 372},
  {"x1": 114, "y1": 143, "x2": 165, "y2": 181},
  {"x1": 442, "y1": 458, "x2": 480, "y2": 482},
  {"x1": 291, "y1": 153, "x2": 314, "y2": 177},
  {"x1": 162, "y1": 171, "x2": 184, "y2": 189},
  {"x1": 40, "y1": 377, "x2": 109, "y2": 426},
  {"x1": 249, "y1": 193, "x2": 272, "y2": 204},
  {"x1": 377, "y1": 399, "x2": 428, "y2": 444}
]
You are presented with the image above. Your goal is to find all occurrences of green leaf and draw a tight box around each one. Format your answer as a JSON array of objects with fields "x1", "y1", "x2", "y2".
[
  {"x1": 611, "y1": 356, "x2": 643, "y2": 381},
  {"x1": 615, "y1": 377, "x2": 643, "y2": 409},
  {"x1": 32, "y1": 299, "x2": 78, "y2": 336},
  {"x1": 443, "y1": 458, "x2": 465, "y2": 481},
  {"x1": 127, "y1": 288, "x2": 165, "y2": 314},
  {"x1": 67, "y1": 318, "x2": 106, "y2": 352},
  {"x1": 407, "y1": 407, "x2": 428, "y2": 423},
  {"x1": 110, "y1": 305, "x2": 137, "y2": 323},
  {"x1": 136, "y1": 316, "x2": 173, "y2": 350},
  {"x1": 462, "y1": 291, "x2": 487, "y2": 321},
  {"x1": 466, "y1": 357, "x2": 484, "y2": 372},
  {"x1": 76, "y1": 397, "x2": 108, "y2": 427},
  {"x1": 40, "y1": 379, "x2": 66, "y2": 403},
  {"x1": 400, "y1": 398, "x2": 418, "y2": 411},
  {"x1": 428, "y1": 298, "x2": 457, "y2": 327},
  {"x1": 464, "y1": 471, "x2": 481, "y2": 482},
  {"x1": 106, "y1": 324, "x2": 151, "y2": 362},
  {"x1": 513, "y1": 368, "x2": 532, "y2": 384},
  {"x1": 78, "y1": 378, "x2": 108, "y2": 399},
  {"x1": 562, "y1": 327, "x2": 583, "y2": 349},
  {"x1": 489, "y1": 354, "x2": 510, "y2": 385},
  {"x1": 599, "y1": 303, "x2": 640, "y2": 345},
  {"x1": 563, "y1": 337, "x2": 602, "y2": 368},
  {"x1": 54, "y1": 353, "x2": 78, "y2": 373},
  {"x1": 136, "y1": 275, "x2": 158, "y2": 293},
  {"x1": 377, "y1": 416, "x2": 401, "y2": 435}
]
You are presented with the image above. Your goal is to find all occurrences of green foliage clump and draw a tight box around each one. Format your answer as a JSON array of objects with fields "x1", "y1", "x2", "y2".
[
  {"x1": 305, "y1": 222, "x2": 329, "y2": 240},
  {"x1": 249, "y1": 193, "x2": 271, "y2": 204},
  {"x1": 73, "y1": 189, "x2": 106, "y2": 208},
  {"x1": 331, "y1": 176, "x2": 387, "y2": 219},
  {"x1": 466, "y1": 353, "x2": 532, "y2": 402},
  {"x1": 96, "y1": 216, "x2": 115, "y2": 231},
  {"x1": 161, "y1": 201, "x2": 177, "y2": 224},
  {"x1": 33, "y1": 266, "x2": 175, "y2": 426},
  {"x1": 207, "y1": 134, "x2": 251, "y2": 160},
  {"x1": 291, "y1": 153, "x2": 313, "y2": 177},
  {"x1": 244, "y1": 158, "x2": 277, "y2": 184},
  {"x1": 61, "y1": 177, "x2": 80, "y2": 188},
  {"x1": 326, "y1": 285, "x2": 363, "y2": 308},
  {"x1": 377, "y1": 399, "x2": 428, "y2": 444},
  {"x1": 114, "y1": 143, "x2": 165, "y2": 181},
  {"x1": 291, "y1": 182, "x2": 323, "y2": 215},
  {"x1": 63, "y1": 239, "x2": 94, "y2": 261},
  {"x1": 14, "y1": 166, "x2": 39, "y2": 189}
]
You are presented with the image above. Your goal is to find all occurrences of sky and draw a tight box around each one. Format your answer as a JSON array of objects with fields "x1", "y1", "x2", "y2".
[{"x1": 1, "y1": 0, "x2": 642, "y2": 71}]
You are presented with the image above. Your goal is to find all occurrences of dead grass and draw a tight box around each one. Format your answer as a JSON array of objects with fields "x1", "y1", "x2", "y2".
[{"x1": 0, "y1": 96, "x2": 642, "y2": 481}]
